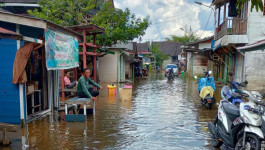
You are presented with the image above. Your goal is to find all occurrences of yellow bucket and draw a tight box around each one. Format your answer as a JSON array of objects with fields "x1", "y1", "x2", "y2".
[{"x1": 107, "y1": 85, "x2": 116, "y2": 96}]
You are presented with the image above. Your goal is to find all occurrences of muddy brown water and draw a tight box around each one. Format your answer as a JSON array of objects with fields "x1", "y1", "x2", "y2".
[{"x1": 18, "y1": 74, "x2": 223, "y2": 150}]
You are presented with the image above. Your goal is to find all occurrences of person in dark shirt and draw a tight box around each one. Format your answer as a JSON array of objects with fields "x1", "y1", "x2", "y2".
[{"x1": 77, "y1": 68, "x2": 103, "y2": 100}]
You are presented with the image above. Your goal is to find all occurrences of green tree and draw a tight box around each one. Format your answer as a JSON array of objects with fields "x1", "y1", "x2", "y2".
[
  {"x1": 90, "y1": 2, "x2": 150, "y2": 46},
  {"x1": 150, "y1": 44, "x2": 168, "y2": 67},
  {"x1": 28, "y1": 0, "x2": 95, "y2": 25},
  {"x1": 237, "y1": 0, "x2": 263, "y2": 12},
  {"x1": 165, "y1": 27, "x2": 199, "y2": 45},
  {"x1": 28, "y1": 0, "x2": 151, "y2": 46}
]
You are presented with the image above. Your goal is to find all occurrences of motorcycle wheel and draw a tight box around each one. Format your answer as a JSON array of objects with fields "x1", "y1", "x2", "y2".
[
  {"x1": 201, "y1": 99, "x2": 205, "y2": 106},
  {"x1": 208, "y1": 103, "x2": 212, "y2": 110},
  {"x1": 235, "y1": 133, "x2": 261, "y2": 150},
  {"x1": 212, "y1": 138, "x2": 223, "y2": 147}
]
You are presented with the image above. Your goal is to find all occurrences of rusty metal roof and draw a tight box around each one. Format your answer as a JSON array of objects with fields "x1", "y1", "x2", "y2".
[
  {"x1": 0, "y1": 26, "x2": 22, "y2": 40},
  {"x1": 0, "y1": 27, "x2": 20, "y2": 35}
]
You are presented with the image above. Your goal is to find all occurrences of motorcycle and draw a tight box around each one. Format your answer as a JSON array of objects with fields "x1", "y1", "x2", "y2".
[
  {"x1": 221, "y1": 72, "x2": 248, "y2": 106},
  {"x1": 135, "y1": 67, "x2": 142, "y2": 77},
  {"x1": 194, "y1": 70, "x2": 216, "y2": 109},
  {"x1": 167, "y1": 68, "x2": 174, "y2": 80},
  {"x1": 208, "y1": 90, "x2": 265, "y2": 149}
]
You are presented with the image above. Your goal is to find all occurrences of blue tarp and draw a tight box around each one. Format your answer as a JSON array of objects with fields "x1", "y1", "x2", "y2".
[{"x1": 198, "y1": 77, "x2": 216, "y2": 91}]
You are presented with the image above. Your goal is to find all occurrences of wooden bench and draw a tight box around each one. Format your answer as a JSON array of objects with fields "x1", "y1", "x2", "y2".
[
  {"x1": 60, "y1": 88, "x2": 77, "y2": 92},
  {"x1": 0, "y1": 123, "x2": 17, "y2": 145},
  {"x1": 64, "y1": 97, "x2": 94, "y2": 122},
  {"x1": 60, "y1": 88, "x2": 77, "y2": 100}
]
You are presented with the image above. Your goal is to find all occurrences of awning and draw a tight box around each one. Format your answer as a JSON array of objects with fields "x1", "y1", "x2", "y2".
[
  {"x1": 237, "y1": 39, "x2": 265, "y2": 52},
  {"x1": 120, "y1": 50, "x2": 130, "y2": 56},
  {"x1": 124, "y1": 55, "x2": 138, "y2": 63},
  {"x1": 0, "y1": 27, "x2": 22, "y2": 40},
  {"x1": 213, "y1": 35, "x2": 248, "y2": 49}
]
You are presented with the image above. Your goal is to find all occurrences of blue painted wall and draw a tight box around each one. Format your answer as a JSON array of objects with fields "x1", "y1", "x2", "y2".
[{"x1": 0, "y1": 22, "x2": 20, "y2": 124}]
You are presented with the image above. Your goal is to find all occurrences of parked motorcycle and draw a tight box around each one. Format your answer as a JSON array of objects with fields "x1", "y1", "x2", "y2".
[
  {"x1": 194, "y1": 70, "x2": 216, "y2": 109},
  {"x1": 221, "y1": 72, "x2": 247, "y2": 106},
  {"x1": 208, "y1": 90, "x2": 265, "y2": 149}
]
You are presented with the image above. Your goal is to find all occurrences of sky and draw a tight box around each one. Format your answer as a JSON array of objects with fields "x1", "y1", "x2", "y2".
[{"x1": 114, "y1": 0, "x2": 214, "y2": 42}]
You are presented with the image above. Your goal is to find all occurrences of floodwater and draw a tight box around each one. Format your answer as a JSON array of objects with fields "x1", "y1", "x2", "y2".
[{"x1": 22, "y1": 74, "x2": 222, "y2": 150}]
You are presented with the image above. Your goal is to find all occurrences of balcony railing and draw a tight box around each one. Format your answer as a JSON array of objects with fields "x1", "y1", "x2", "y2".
[{"x1": 215, "y1": 18, "x2": 247, "y2": 40}]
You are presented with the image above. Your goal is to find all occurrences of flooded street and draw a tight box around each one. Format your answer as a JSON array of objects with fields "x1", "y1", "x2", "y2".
[{"x1": 24, "y1": 74, "x2": 222, "y2": 150}]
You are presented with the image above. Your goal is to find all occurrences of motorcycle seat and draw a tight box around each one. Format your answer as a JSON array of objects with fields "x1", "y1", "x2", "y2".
[{"x1": 222, "y1": 100, "x2": 240, "y2": 116}]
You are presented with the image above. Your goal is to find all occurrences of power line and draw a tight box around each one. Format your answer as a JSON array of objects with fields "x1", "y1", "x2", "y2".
[
  {"x1": 151, "y1": 7, "x2": 211, "y2": 25},
  {"x1": 200, "y1": 10, "x2": 213, "y2": 38}
]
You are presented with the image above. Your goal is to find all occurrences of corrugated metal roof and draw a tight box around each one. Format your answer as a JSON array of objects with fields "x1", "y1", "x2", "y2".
[{"x1": 0, "y1": 10, "x2": 82, "y2": 39}]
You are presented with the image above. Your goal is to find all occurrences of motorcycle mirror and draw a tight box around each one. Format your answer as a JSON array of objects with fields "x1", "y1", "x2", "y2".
[
  {"x1": 244, "y1": 81, "x2": 248, "y2": 85},
  {"x1": 194, "y1": 76, "x2": 198, "y2": 79},
  {"x1": 208, "y1": 71, "x2": 212, "y2": 75},
  {"x1": 228, "y1": 72, "x2": 233, "y2": 76}
]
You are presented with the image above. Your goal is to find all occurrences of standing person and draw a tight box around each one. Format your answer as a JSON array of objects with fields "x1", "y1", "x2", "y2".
[
  {"x1": 64, "y1": 71, "x2": 78, "y2": 88},
  {"x1": 77, "y1": 68, "x2": 103, "y2": 101}
]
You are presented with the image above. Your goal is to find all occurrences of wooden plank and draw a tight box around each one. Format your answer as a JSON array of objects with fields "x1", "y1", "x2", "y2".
[
  {"x1": 23, "y1": 36, "x2": 43, "y2": 44},
  {"x1": 60, "y1": 88, "x2": 77, "y2": 92},
  {"x1": 65, "y1": 97, "x2": 92, "y2": 105},
  {"x1": 0, "y1": 123, "x2": 17, "y2": 132},
  {"x1": 78, "y1": 43, "x2": 101, "y2": 48},
  {"x1": 0, "y1": 12, "x2": 47, "y2": 29},
  {"x1": 58, "y1": 105, "x2": 75, "y2": 111}
]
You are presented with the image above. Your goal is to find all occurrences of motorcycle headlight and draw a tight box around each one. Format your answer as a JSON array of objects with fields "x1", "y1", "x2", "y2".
[
  {"x1": 241, "y1": 114, "x2": 252, "y2": 124},
  {"x1": 253, "y1": 94, "x2": 263, "y2": 100},
  {"x1": 253, "y1": 94, "x2": 264, "y2": 104}
]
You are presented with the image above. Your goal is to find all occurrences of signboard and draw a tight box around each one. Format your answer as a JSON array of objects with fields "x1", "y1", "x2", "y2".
[{"x1": 45, "y1": 29, "x2": 79, "y2": 70}]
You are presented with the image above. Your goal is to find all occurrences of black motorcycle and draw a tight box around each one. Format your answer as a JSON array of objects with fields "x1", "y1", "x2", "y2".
[{"x1": 167, "y1": 69, "x2": 174, "y2": 80}]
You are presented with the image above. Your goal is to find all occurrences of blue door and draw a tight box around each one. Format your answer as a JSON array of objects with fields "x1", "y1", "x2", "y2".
[{"x1": 0, "y1": 39, "x2": 21, "y2": 124}]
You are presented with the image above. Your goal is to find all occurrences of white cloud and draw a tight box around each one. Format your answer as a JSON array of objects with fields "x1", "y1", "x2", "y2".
[{"x1": 114, "y1": 0, "x2": 214, "y2": 42}]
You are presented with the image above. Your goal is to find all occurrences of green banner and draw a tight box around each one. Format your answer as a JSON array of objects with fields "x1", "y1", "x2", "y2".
[{"x1": 45, "y1": 29, "x2": 79, "y2": 70}]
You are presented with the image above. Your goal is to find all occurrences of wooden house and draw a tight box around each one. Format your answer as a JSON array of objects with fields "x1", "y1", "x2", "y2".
[
  {"x1": 136, "y1": 43, "x2": 155, "y2": 69},
  {"x1": 181, "y1": 36, "x2": 214, "y2": 76},
  {"x1": 0, "y1": 11, "x2": 81, "y2": 125},
  {"x1": 152, "y1": 41, "x2": 182, "y2": 69},
  {"x1": 98, "y1": 41, "x2": 136, "y2": 82}
]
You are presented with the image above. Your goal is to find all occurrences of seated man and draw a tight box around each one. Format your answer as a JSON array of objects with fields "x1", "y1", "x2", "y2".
[
  {"x1": 64, "y1": 71, "x2": 78, "y2": 88},
  {"x1": 77, "y1": 68, "x2": 103, "y2": 101}
]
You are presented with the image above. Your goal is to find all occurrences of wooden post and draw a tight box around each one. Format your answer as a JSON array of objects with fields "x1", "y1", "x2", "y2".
[
  {"x1": 83, "y1": 29, "x2": 87, "y2": 69},
  {"x1": 223, "y1": 3, "x2": 226, "y2": 22},
  {"x1": 84, "y1": 104, "x2": 87, "y2": 115},
  {"x1": 93, "y1": 34, "x2": 97, "y2": 83},
  {"x1": 2, "y1": 128, "x2": 8, "y2": 145},
  {"x1": 218, "y1": 7, "x2": 220, "y2": 27},
  {"x1": 65, "y1": 104, "x2": 68, "y2": 115},
  {"x1": 61, "y1": 70, "x2": 65, "y2": 100}
]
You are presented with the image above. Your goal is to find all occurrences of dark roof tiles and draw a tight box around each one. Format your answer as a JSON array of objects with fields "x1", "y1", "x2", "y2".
[
  {"x1": 136, "y1": 43, "x2": 149, "y2": 52},
  {"x1": 152, "y1": 41, "x2": 182, "y2": 56}
]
